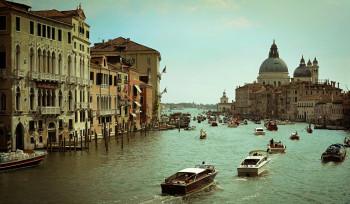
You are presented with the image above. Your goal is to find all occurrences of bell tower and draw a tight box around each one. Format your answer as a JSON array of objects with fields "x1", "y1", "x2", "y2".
[
  {"x1": 220, "y1": 90, "x2": 228, "y2": 103},
  {"x1": 312, "y1": 57, "x2": 319, "y2": 83}
]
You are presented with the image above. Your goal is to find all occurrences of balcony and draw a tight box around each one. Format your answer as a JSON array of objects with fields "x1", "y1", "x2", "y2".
[
  {"x1": 40, "y1": 106, "x2": 60, "y2": 115},
  {"x1": 124, "y1": 80, "x2": 128, "y2": 84},
  {"x1": 76, "y1": 77, "x2": 81, "y2": 85},
  {"x1": 60, "y1": 75, "x2": 66, "y2": 83},
  {"x1": 101, "y1": 84, "x2": 108, "y2": 89},
  {"x1": 0, "y1": 69, "x2": 7, "y2": 78},
  {"x1": 89, "y1": 103, "x2": 93, "y2": 109},
  {"x1": 81, "y1": 102, "x2": 88, "y2": 109},
  {"x1": 97, "y1": 109, "x2": 116, "y2": 116},
  {"x1": 117, "y1": 79, "x2": 122, "y2": 83},
  {"x1": 83, "y1": 79, "x2": 88, "y2": 86},
  {"x1": 92, "y1": 110, "x2": 96, "y2": 117},
  {"x1": 39, "y1": 72, "x2": 50, "y2": 81},
  {"x1": 29, "y1": 71, "x2": 39, "y2": 80},
  {"x1": 89, "y1": 80, "x2": 93, "y2": 87},
  {"x1": 14, "y1": 69, "x2": 25, "y2": 78},
  {"x1": 67, "y1": 76, "x2": 76, "y2": 84},
  {"x1": 75, "y1": 102, "x2": 80, "y2": 109}
]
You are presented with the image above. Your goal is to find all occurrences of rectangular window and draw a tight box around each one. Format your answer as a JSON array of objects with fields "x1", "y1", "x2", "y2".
[
  {"x1": 90, "y1": 71, "x2": 94, "y2": 81},
  {"x1": 15, "y1": 17, "x2": 20, "y2": 31},
  {"x1": 0, "y1": 52, "x2": 6, "y2": 68},
  {"x1": 114, "y1": 76, "x2": 117, "y2": 86},
  {"x1": 37, "y1": 23, "x2": 41, "y2": 36},
  {"x1": 69, "y1": 119, "x2": 73, "y2": 129},
  {"x1": 74, "y1": 42, "x2": 76, "y2": 49},
  {"x1": 30, "y1": 21, "x2": 34, "y2": 34},
  {"x1": 109, "y1": 75, "x2": 112, "y2": 85},
  {"x1": 52, "y1": 27, "x2": 55, "y2": 40},
  {"x1": 68, "y1": 32, "x2": 71, "y2": 44},
  {"x1": 29, "y1": 121, "x2": 35, "y2": 132},
  {"x1": 86, "y1": 30, "x2": 90, "y2": 39},
  {"x1": 38, "y1": 120, "x2": 43, "y2": 130},
  {"x1": 82, "y1": 45, "x2": 84, "y2": 52},
  {"x1": 96, "y1": 73, "x2": 102, "y2": 85},
  {"x1": 58, "y1": 29, "x2": 62, "y2": 41},
  {"x1": 42, "y1": 25, "x2": 46, "y2": 37},
  {"x1": 47, "y1": 26, "x2": 50, "y2": 38},
  {"x1": 0, "y1": 16, "x2": 6, "y2": 30}
]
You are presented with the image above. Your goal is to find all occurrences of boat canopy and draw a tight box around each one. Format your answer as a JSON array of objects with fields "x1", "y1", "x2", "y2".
[
  {"x1": 178, "y1": 168, "x2": 206, "y2": 174},
  {"x1": 249, "y1": 150, "x2": 268, "y2": 156}
]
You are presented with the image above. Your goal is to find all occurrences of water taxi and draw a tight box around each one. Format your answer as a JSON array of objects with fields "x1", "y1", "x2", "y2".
[
  {"x1": 266, "y1": 121, "x2": 278, "y2": 131},
  {"x1": 290, "y1": 132, "x2": 300, "y2": 140},
  {"x1": 0, "y1": 150, "x2": 47, "y2": 172},
  {"x1": 321, "y1": 144, "x2": 347, "y2": 162},
  {"x1": 237, "y1": 150, "x2": 270, "y2": 177},
  {"x1": 267, "y1": 139, "x2": 286, "y2": 153},
  {"x1": 184, "y1": 126, "x2": 196, "y2": 130},
  {"x1": 254, "y1": 127, "x2": 265, "y2": 135},
  {"x1": 161, "y1": 165, "x2": 219, "y2": 195}
]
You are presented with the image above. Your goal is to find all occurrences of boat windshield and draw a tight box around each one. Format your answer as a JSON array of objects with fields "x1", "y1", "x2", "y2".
[{"x1": 242, "y1": 159, "x2": 260, "y2": 165}]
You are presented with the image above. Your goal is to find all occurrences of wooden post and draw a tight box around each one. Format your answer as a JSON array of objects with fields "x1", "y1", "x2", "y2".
[
  {"x1": 80, "y1": 132, "x2": 83, "y2": 150},
  {"x1": 105, "y1": 128, "x2": 108, "y2": 151},
  {"x1": 121, "y1": 128, "x2": 124, "y2": 149},
  {"x1": 69, "y1": 135, "x2": 71, "y2": 152},
  {"x1": 46, "y1": 138, "x2": 49, "y2": 151},
  {"x1": 50, "y1": 136, "x2": 52, "y2": 152},
  {"x1": 95, "y1": 131, "x2": 98, "y2": 149},
  {"x1": 127, "y1": 123, "x2": 130, "y2": 141},
  {"x1": 64, "y1": 137, "x2": 66, "y2": 152},
  {"x1": 74, "y1": 132, "x2": 76, "y2": 152}
]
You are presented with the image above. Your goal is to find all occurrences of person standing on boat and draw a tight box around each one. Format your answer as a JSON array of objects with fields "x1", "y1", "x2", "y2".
[
  {"x1": 270, "y1": 138, "x2": 274, "y2": 145},
  {"x1": 200, "y1": 129, "x2": 203, "y2": 136},
  {"x1": 200, "y1": 161, "x2": 206, "y2": 168}
]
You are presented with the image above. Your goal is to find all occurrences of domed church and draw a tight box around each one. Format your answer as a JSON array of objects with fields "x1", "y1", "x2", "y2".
[
  {"x1": 257, "y1": 40, "x2": 290, "y2": 87},
  {"x1": 293, "y1": 56, "x2": 319, "y2": 83}
]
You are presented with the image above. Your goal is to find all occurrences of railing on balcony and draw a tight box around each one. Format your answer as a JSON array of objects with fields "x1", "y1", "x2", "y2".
[
  {"x1": 29, "y1": 71, "x2": 39, "y2": 80},
  {"x1": 117, "y1": 79, "x2": 122, "y2": 83},
  {"x1": 101, "y1": 84, "x2": 108, "y2": 89},
  {"x1": 60, "y1": 75, "x2": 66, "y2": 83},
  {"x1": 0, "y1": 69, "x2": 7, "y2": 78},
  {"x1": 68, "y1": 76, "x2": 76, "y2": 84},
  {"x1": 83, "y1": 79, "x2": 88, "y2": 86},
  {"x1": 40, "y1": 106, "x2": 60, "y2": 115},
  {"x1": 89, "y1": 80, "x2": 93, "y2": 86},
  {"x1": 14, "y1": 69, "x2": 25, "y2": 78},
  {"x1": 81, "y1": 102, "x2": 88, "y2": 109},
  {"x1": 39, "y1": 72, "x2": 50, "y2": 81},
  {"x1": 89, "y1": 103, "x2": 93, "y2": 109},
  {"x1": 97, "y1": 109, "x2": 116, "y2": 116},
  {"x1": 75, "y1": 102, "x2": 80, "y2": 109},
  {"x1": 76, "y1": 77, "x2": 81, "y2": 85}
]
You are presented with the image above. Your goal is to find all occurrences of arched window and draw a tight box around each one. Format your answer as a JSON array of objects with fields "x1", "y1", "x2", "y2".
[
  {"x1": 58, "y1": 54, "x2": 62, "y2": 75},
  {"x1": 68, "y1": 55, "x2": 72, "y2": 77},
  {"x1": 37, "y1": 49, "x2": 42, "y2": 72},
  {"x1": 52, "y1": 90, "x2": 56, "y2": 106},
  {"x1": 42, "y1": 50, "x2": 46, "y2": 73},
  {"x1": 30, "y1": 48, "x2": 34, "y2": 72},
  {"x1": 42, "y1": 90, "x2": 46, "y2": 106},
  {"x1": 37, "y1": 89, "x2": 42, "y2": 107},
  {"x1": 262, "y1": 81, "x2": 265, "y2": 85},
  {"x1": 1, "y1": 93, "x2": 6, "y2": 110},
  {"x1": 278, "y1": 81, "x2": 281, "y2": 87},
  {"x1": 68, "y1": 91, "x2": 72, "y2": 110},
  {"x1": 52, "y1": 52, "x2": 55, "y2": 74},
  {"x1": 274, "y1": 81, "x2": 276, "y2": 87},
  {"x1": 47, "y1": 51, "x2": 50, "y2": 73},
  {"x1": 30, "y1": 88, "x2": 34, "y2": 110},
  {"x1": 59, "y1": 90, "x2": 62, "y2": 108},
  {"x1": 47, "y1": 90, "x2": 51, "y2": 106},
  {"x1": 15, "y1": 45, "x2": 20, "y2": 70},
  {"x1": 15, "y1": 87, "x2": 21, "y2": 111},
  {"x1": 74, "y1": 56, "x2": 77, "y2": 77}
]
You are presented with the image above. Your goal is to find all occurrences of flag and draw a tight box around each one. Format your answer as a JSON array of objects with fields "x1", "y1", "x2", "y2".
[
  {"x1": 162, "y1": 66, "x2": 166, "y2": 74},
  {"x1": 161, "y1": 87, "x2": 167, "y2": 95}
]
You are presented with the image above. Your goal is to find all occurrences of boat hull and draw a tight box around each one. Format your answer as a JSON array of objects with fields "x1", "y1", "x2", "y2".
[
  {"x1": 237, "y1": 161, "x2": 269, "y2": 177},
  {"x1": 161, "y1": 171, "x2": 218, "y2": 195},
  {"x1": 0, "y1": 155, "x2": 46, "y2": 172},
  {"x1": 254, "y1": 132, "x2": 265, "y2": 135},
  {"x1": 321, "y1": 154, "x2": 346, "y2": 162}
]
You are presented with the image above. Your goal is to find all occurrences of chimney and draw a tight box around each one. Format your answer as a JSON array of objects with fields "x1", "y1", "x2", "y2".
[
  {"x1": 337, "y1": 82, "x2": 339, "y2": 88},
  {"x1": 126, "y1": 38, "x2": 130, "y2": 43},
  {"x1": 102, "y1": 39, "x2": 105, "y2": 43}
]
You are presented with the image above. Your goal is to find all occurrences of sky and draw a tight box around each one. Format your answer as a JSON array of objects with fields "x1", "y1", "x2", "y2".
[{"x1": 16, "y1": 0, "x2": 350, "y2": 104}]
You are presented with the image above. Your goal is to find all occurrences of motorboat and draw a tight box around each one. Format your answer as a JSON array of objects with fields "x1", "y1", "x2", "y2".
[
  {"x1": 254, "y1": 127, "x2": 265, "y2": 135},
  {"x1": 184, "y1": 126, "x2": 196, "y2": 130},
  {"x1": 314, "y1": 124, "x2": 327, "y2": 129},
  {"x1": 267, "y1": 140, "x2": 286, "y2": 153},
  {"x1": 200, "y1": 132, "x2": 207, "y2": 139},
  {"x1": 290, "y1": 132, "x2": 300, "y2": 140},
  {"x1": 227, "y1": 122, "x2": 238, "y2": 128},
  {"x1": 210, "y1": 122, "x2": 218, "y2": 127},
  {"x1": 344, "y1": 137, "x2": 350, "y2": 147},
  {"x1": 321, "y1": 144, "x2": 347, "y2": 162},
  {"x1": 306, "y1": 124, "x2": 313, "y2": 133},
  {"x1": 266, "y1": 121, "x2": 278, "y2": 131},
  {"x1": 0, "y1": 150, "x2": 47, "y2": 172},
  {"x1": 237, "y1": 150, "x2": 270, "y2": 177},
  {"x1": 161, "y1": 164, "x2": 219, "y2": 195}
]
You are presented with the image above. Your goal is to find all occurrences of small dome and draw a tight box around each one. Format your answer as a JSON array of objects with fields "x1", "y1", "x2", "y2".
[
  {"x1": 307, "y1": 59, "x2": 312, "y2": 66},
  {"x1": 259, "y1": 58, "x2": 288, "y2": 73},
  {"x1": 293, "y1": 66, "x2": 311, "y2": 78}
]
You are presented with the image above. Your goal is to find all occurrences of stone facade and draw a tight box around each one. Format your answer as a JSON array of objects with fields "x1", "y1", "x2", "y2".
[{"x1": 0, "y1": 0, "x2": 90, "y2": 151}]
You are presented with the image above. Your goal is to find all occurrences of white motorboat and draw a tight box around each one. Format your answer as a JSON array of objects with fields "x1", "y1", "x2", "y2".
[
  {"x1": 267, "y1": 140, "x2": 286, "y2": 153},
  {"x1": 254, "y1": 127, "x2": 265, "y2": 135},
  {"x1": 237, "y1": 150, "x2": 270, "y2": 177}
]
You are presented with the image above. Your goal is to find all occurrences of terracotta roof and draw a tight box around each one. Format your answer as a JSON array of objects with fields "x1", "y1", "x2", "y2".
[
  {"x1": 0, "y1": 0, "x2": 31, "y2": 10},
  {"x1": 31, "y1": 9, "x2": 67, "y2": 18},
  {"x1": 91, "y1": 37, "x2": 160, "y2": 54}
]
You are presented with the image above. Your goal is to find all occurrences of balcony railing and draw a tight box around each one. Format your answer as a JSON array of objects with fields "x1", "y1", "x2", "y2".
[
  {"x1": 39, "y1": 72, "x2": 50, "y2": 81},
  {"x1": 60, "y1": 75, "x2": 66, "y2": 83},
  {"x1": 76, "y1": 77, "x2": 81, "y2": 85},
  {"x1": 68, "y1": 76, "x2": 76, "y2": 84},
  {"x1": 75, "y1": 102, "x2": 80, "y2": 109},
  {"x1": 89, "y1": 80, "x2": 93, "y2": 86},
  {"x1": 29, "y1": 71, "x2": 39, "y2": 80},
  {"x1": 81, "y1": 102, "x2": 88, "y2": 109},
  {"x1": 101, "y1": 84, "x2": 108, "y2": 89},
  {"x1": 117, "y1": 79, "x2": 122, "y2": 83},
  {"x1": 89, "y1": 103, "x2": 93, "y2": 109},
  {"x1": 83, "y1": 79, "x2": 88, "y2": 86},
  {"x1": 40, "y1": 106, "x2": 60, "y2": 115},
  {"x1": 97, "y1": 109, "x2": 116, "y2": 116},
  {"x1": 0, "y1": 69, "x2": 7, "y2": 78},
  {"x1": 14, "y1": 69, "x2": 25, "y2": 78},
  {"x1": 92, "y1": 110, "x2": 96, "y2": 117}
]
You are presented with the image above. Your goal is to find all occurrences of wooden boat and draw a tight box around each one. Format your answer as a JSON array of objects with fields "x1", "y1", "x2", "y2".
[
  {"x1": 0, "y1": 150, "x2": 47, "y2": 172},
  {"x1": 161, "y1": 165, "x2": 219, "y2": 195},
  {"x1": 228, "y1": 122, "x2": 238, "y2": 128},
  {"x1": 314, "y1": 124, "x2": 327, "y2": 129},
  {"x1": 290, "y1": 132, "x2": 300, "y2": 140},
  {"x1": 237, "y1": 150, "x2": 270, "y2": 177},
  {"x1": 200, "y1": 132, "x2": 207, "y2": 139},
  {"x1": 306, "y1": 124, "x2": 313, "y2": 133},
  {"x1": 210, "y1": 122, "x2": 218, "y2": 127},
  {"x1": 266, "y1": 121, "x2": 278, "y2": 131},
  {"x1": 344, "y1": 137, "x2": 350, "y2": 147},
  {"x1": 254, "y1": 127, "x2": 265, "y2": 135},
  {"x1": 321, "y1": 144, "x2": 347, "y2": 162},
  {"x1": 267, "y1": 140, "x2": 286, "y2": 153}
]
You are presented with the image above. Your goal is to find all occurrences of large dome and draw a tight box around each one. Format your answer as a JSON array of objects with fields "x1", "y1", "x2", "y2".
[
  {"x1": 259, "y1": 58, "x2": 288, "y2": 73},
  {"x1": 293, "y1": 66, "x2": 311, "y2": 78}
]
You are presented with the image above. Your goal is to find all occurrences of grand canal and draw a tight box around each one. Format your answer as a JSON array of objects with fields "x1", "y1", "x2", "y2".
[{"x1": 1, "y1": 109, "x2": 350, "y2": 204}]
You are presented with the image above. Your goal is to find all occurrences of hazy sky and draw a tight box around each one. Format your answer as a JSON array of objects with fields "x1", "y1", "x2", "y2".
[{"x1": 18, "y1": 0, "x2": 350, "y2": 104}]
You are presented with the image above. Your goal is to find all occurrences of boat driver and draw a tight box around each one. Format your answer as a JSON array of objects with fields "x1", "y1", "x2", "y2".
[{"x1": 200, "y1": 161, "x2": 206, "y2": 168}]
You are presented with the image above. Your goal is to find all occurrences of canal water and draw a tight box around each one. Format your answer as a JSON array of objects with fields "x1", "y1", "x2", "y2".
[{"x1": 1, "y1": 109, "x2": 350, "y2": 204}]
